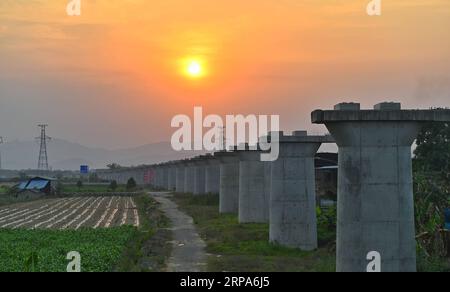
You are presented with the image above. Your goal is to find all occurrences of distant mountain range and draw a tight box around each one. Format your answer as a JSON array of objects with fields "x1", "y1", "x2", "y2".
[{"x1": 0, "y1": 138, "x2": 206, "y2": 170}]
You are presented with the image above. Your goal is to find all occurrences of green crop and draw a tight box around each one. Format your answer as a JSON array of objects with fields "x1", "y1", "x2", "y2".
[{"x1": 0, "y1": 226, "x2": 137, "y2": 272}]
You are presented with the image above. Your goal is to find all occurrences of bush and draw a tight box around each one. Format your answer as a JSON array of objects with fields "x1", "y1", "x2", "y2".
[
  {"x1": 109, "y1": 180, "x2": 118, "y2": 191},
  {"x1": 126, "y1": 178, "x2": 137, "y2": 191},
  {"x1": 413, "y1": 122, "x2": 450, "y2": 260}
]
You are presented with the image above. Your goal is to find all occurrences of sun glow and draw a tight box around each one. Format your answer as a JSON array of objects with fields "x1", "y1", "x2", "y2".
[{"x1": 182, "y1": 58, "x2": 206, "y2": 79}]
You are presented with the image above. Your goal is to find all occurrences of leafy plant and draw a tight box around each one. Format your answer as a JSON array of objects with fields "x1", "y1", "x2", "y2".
[
  {"x1": 0, "y1": 227, "x2": 136, "y2": 272},
  {"x1": 109, "y1": 180, "x2": 118, "y2": 191},
  {"x1": 24, "y1": 251, "x2": 39, "y2": 272},
  {"x1": 413, "y1": 122, "x2": 450, "y2": 260},
  {"x1": 126, "y1": 178, "x2": 137, "y2": 191}
]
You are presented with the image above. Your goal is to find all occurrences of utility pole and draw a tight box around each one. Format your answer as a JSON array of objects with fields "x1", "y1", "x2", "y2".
[{"x1": 36, "y1": 125, "x2": 51, "y2": 172}]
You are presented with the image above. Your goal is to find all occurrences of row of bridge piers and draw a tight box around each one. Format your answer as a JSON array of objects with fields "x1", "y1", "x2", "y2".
[{"x1": 96, "y1": 102, "x2": 450, "y2": 272}]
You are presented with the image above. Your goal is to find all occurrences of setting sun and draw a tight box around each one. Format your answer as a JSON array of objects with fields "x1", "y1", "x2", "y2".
[
  {"x1": 187, "y1": 61, "x2": 202, "y2": 76},
  {"x1": 182, "y1": 59, "x2": 206, "y2": 79}
]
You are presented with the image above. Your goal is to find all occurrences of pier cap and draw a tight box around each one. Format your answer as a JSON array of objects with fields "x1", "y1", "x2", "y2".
[{"x1": 312, "y1": 102, "x2": 450, "y2": 123}]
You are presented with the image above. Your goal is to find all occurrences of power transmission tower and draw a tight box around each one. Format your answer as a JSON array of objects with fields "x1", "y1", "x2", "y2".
[
  {"x1": 0, "y1": 136, "x2": 4, "y2": 170},
  {"x1": 36, "y1": 124, "x2": 51, "y2": 171}
]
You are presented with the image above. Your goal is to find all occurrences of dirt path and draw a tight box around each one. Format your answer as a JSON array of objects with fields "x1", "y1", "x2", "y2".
[{"x1": 149, "y1": 192, "x2": 207, "y2": 272}]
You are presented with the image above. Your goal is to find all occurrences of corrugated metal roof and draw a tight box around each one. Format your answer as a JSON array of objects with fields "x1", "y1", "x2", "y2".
[
  {"x1": 26, "y1": 179, "x2": 49, "y2": 190},
  {"x1": 17, "y1": 182, "x2": 28, "y2": 190}
]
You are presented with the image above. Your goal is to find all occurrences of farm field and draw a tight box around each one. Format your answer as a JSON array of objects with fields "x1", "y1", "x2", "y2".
[
  {"x1": 0, "y1": 227, "x2": 137, "y2": 272},
  {"x1": 0, "y1": 196, "x2": 139, "y2": 229},
  {"x1": 60, "y1": 184, "x2": 130, "y2": 193},
  {"x1": 0, "y1": 194, "x2": 172, "y2": 272}
]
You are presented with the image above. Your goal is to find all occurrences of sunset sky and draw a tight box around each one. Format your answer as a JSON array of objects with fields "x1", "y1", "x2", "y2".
[{"x1": 1, "y1": 0, "x2": 450, "y2": 148}]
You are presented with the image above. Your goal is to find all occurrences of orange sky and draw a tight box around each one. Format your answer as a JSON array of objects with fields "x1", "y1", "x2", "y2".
[{"x1": 1, "y1": 1, "x2": 450, "y2": 148}]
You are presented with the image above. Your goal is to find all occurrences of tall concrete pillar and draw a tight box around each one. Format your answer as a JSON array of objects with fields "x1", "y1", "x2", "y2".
[
  {"x1": 205, "y1": 156, "x2": 220, "y2": 194},
  {"x1": 193, "y1": 157, "x2": 206, "y2": 195},
  {"x1": 270, "y1": 131, "x2": 334, "y2": 251},
  {"x1": 175, "y1": 162, "x2": 186, "y2": 193},
  {"x1": 238, "y1": 146, "x2": 270, "y2": 223},
  {"x1": 135, "y1": 169, "x2": 145, "y2": 185},
  {"x1": 158, "y1": 166, "x2": 165, "y2": 188},
  {"x1": 161, "y1": 165, "x2": 169, "y2": 190},
  {"x1": 312, "y1": 102, "x2": 450, "y2": 272},
  {"x1": 119, "y1": 172, "x2": 126, "y2": 184},
  {"x1": 215, "y1": 150, "x2": 240, "y2": 214},
  {"x1": 153, "y1": 166, "x2": 160, "y2": 188},
  {"x1": 184, "y1": 160, "x2": 195, "y2": 193},
  {"x1": 168, "y1": 164, "x2": 177, "y2": 191}
]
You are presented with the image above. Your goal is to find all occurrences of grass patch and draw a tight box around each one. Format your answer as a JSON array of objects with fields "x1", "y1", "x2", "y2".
[
  {"x1": 114, "y1": 194, "x2": 172, "y2": 272},
  {"x1": 417, "y1": 251, "x2": 450, "y2": 272},
  {"x1": 61, "y1": 184, "x2": 129, "y2": 193},
  {"x1": 0, "y1": 185, "x2": 9, "y2": 194},
  {"x1": 173, "y1": 193, "x2": 336, "y2": 272}
]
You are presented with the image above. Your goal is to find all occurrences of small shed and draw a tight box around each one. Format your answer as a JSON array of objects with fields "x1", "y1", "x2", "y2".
[{"x1": 17, "y1": 177, "x2": 55, "y2": 195}]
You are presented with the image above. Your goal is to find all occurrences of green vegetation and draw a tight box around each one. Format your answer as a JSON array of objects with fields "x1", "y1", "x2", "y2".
[
  {"x1": 0, "y1": 185, "x2": 10, "y2": 194},
  {"x1": 413, "y1": 122, "x2": 450, "y2": 271},
  {"x1": 0, "y1": 227, "x2": 136, "y2": 272},
  {"x1": 173, "y1": 194, "x2": 335, "y2": 272},
  {"x1": 60, "y1": 183, "x2": 129, "y2": 193},
  {"x1": 126, "y1": 178, "x2": 137, "y2": 191},
  {"x1": 0, "y1": 185, "x2": 36, "y2": 207},
  {"x1": 109, "y1": 180, "x2": 118, "y2": 191},
  {"x1": 0, "y1": 194, "x2": 172, "y2": 272},
  {"x1": 114, "y1": 195, "x2": 172, "y2": 272},
  {"x1": 0, "y1": 194, "x2": 19, "y2": 207}
]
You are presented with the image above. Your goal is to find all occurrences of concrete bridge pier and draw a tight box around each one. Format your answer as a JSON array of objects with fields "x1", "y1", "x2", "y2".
[
  {"x1": 193, "y1": 157, "x2": 206, "y2": 195},
  {"x1": 238, "y1": 146, "x2": 270, "y2": 223},
  {"x1": 153, "y1": 166, "x2": 161, "y2": 188},
  {"x1": 184, "y1": 160, "x2": 195, "y2": 194},
  {"x1": 269, "y1": 131, "x2": 334, "y2": 251},
  {"x1": 167, "y1": 163, "x2": 177, "y2": 191},
  {"x1": 175, "y1": 161, "x2": 186, "y2": 193},
  {"x1": 161, "y1": 165, "x2": 169, "y2": 190},
  {"x1": 312, "y1": 102, "x2": 450, "y2": 272},
  {"x1": 215, "y1": 150, "x2": 240, "y2": 214},
  {"x1": 205, "y1": 156, "x2": 220, "y2": 194}
]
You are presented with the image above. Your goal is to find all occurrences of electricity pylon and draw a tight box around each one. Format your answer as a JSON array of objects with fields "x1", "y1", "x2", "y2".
[{"x1": 36, "y1": 125, "x2": 51, "y2": 171}]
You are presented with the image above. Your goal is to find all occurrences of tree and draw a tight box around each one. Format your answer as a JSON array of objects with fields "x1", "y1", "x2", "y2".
[
  {"x1": 126, "y1": 178, "x2": 137, "y2": 191},
  {"x1": 109, "y1": 180, "x2": 118, "y2": 191},
  {"x1": 107, "y1": 163, "x2": 122, "y2": 170},
  {"x1": 76, "y1": 180, "x2": 83, "y2": 190},
  {"x1": 413, "y1": 122, "x2": 450, "y2": 259},
  {"x1": 414, "y1": 122, "x2": 450, "y2": 175}
]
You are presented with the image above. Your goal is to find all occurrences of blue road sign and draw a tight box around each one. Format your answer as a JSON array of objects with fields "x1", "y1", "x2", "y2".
[
  {"x1": 80, "y1": 165, "x2": 89, "y2": 174},
  {"x1": 445, "y1": 208, "x2": 450, "y2": 230}
]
